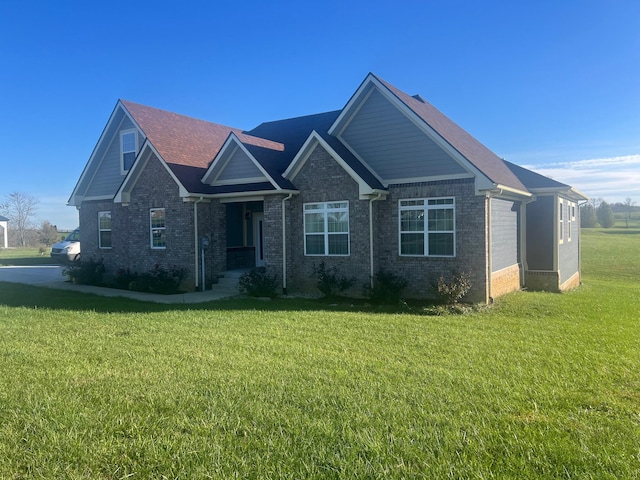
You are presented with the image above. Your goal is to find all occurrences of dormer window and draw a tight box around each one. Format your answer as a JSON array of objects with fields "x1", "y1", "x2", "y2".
[{"x1": 121, "y1": 130, "x2": 138, "y2": 172}]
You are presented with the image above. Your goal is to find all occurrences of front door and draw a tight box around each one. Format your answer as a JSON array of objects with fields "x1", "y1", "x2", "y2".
[{"x1": 254, "y1": 213, "x2": 265, "y2": 267}]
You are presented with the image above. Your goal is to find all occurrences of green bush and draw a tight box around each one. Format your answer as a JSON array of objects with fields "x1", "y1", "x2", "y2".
[
  {"x1": 128, "y1": 264, "x2": 187, "y2": 294},
  {"x1": 239, "y1": 269, "x2": 279, "y2": 298},
  {"x1": 364, "y1": 269, "x2": 408, "y2": 304},
  {"x1": 310, "y1": 261, "x2": 356, "y2": 297},
  {"x1": 432, "y1": 270, "x2": 472, "y2": 304},
  {"x1": 63, "y1": 258, "x2": 105, "y2": 286}
]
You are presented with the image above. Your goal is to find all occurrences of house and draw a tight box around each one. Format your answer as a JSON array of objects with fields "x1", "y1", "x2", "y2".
[{"x1": 68, "y1": 73, "x2": 587, "y2": 303}]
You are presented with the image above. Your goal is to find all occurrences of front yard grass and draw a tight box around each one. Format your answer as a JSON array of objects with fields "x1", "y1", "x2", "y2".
[{"x1": 0, "y1": 229, "x2": 638, "y2": 478}]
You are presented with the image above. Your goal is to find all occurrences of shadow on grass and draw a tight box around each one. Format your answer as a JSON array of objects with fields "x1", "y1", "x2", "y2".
[
  {"x1": 601, "y1": 229, "x2": 640, "y2": 235},
  {"x1": 0, "y1": 281, "x2": 431, "y2": 316}
]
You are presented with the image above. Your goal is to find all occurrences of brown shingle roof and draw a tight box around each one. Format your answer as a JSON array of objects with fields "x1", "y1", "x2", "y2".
[{"x1": 120, "y1": 100, "x2": 283, "y2": 169}]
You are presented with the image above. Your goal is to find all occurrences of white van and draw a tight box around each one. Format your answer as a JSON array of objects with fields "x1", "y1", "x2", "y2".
[{"x1": 51, "y1": 228, "x2": 80, "y2": 263}]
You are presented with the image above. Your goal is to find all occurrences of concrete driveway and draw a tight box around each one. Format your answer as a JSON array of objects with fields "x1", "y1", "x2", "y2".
[
  {"x1": 0, "y1": 265, "x2": 66, "y2": 285},
  {"x1": 0, "y1": 265, "x2": 238, "y2": 304}
]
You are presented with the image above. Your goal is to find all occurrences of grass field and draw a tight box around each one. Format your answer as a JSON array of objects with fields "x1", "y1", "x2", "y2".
[{"x1": 0, "y1": 229, "x2": 639, "y2": 478}]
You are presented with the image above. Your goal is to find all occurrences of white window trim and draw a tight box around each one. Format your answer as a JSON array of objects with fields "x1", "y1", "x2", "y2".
[
  {"x1": 150, "y1": 208, "x2": 166, "y2": 249},
  {"x1": 303, "y1": 201, "x2": 350, "y2": 256},
  {"x1": 559, "y1": 199, "x2": 564, "y2": 245},
  {"x1": 567, "y1": 202, "x2": 573, "y2": 242},
  {"x1": 398, "y1": 197, "x2": 456, "y2": 257},
  {"x1": 98, "y1": 211, "x2": 112, "y2": 249},
  {"x1": 120, "y1": 129, "x2": 138, "y2": 173}
]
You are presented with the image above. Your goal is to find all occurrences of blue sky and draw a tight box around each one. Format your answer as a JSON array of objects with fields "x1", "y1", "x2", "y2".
[{"x1": 1, "y1": 0, "x2": 639, "y2": 229}]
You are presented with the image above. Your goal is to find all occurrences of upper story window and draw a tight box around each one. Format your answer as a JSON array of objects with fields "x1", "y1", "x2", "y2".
[
  {"x1": 150, "y1": 208, "x2": 166, "y2": 249},
  {"x1": 399, "y1": 197, "x2": 455, "y2": 257},
  {"x1": 304, "y1": 201, "x2": 349, "y2": 256},
  {"x1": 121, "y1": 130, "x2": 138, "y2": 172},
  {"x1": 98, "y1": 211, "x2": 112, "y2": 248}
]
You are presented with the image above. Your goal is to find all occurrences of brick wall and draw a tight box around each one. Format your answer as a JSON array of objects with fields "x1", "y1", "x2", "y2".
[
  {"x1": 80, "y1": 154, "x2": 199, "y2": 289},
  {"x1": 378, "y1": 179, "x2": 489, "y2": 303},
  {"x1": 284, "y1": 144, "x2": 370, "y2": 296}
]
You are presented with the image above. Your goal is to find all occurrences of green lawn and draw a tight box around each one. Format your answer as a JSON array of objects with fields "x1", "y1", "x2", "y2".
[
  {"x1": 0, "y1": 247, "x2": 57, "y2": 266},
  {"x1": 0, "y1": 230, "x2": 639, "y2": 478}
]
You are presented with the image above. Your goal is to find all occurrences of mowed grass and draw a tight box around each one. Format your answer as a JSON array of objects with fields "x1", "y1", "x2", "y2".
[
  {"x1": 0, "y1": 231, "x2": 639, "y2": 478},
  {"x1": 0, "y1": 248, "x2": 56, "y2": 266}
]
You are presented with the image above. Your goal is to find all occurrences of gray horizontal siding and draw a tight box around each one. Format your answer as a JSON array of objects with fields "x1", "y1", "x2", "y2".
[
  {"x1": 85, "y1": 116, "x2": 140, "y2": 198},
  {"x1": 340, "y1": 88, "x2": 467, "y2": 181},
  {"x1": 526, "y1": 196, "x2": 554, "y2": 271},
  {"x1": 491, "y1": 198, "x2": 519, "y2": 272},
  {"x1": 217, "y1": 148, "x2": 266, "y2": 182},
  {"x1": 559, "y1": 199, "x2": 579, "y2": 283}
]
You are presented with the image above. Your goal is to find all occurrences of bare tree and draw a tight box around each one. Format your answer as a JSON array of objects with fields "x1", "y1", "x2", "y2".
[{"x1": 0, "y1": 192, "x2": 39, "y2": 247}]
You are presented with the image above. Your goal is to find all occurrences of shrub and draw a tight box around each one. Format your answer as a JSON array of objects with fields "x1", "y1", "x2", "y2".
[
  {"x1": 364, "y1": 269, "x2": 408, "y2": 304},
  {"x1": 112, "y1": 267, "x2": 138, "y2": 290},
  {"x1": 239, "y1": 269, "x2": 278, "y2": 298},
  {"x1": 63, "y1": 258, "x2": 105, "y2": 286},
  {"x1": 432, "y1": 270, "x2": 472, "y2": 305},
  {"x1": 128, "y1": 264, "x2": 187, "y2": 294},
  {"x1": 310, "y1": 261, "x2": 356, "y2": 297}
]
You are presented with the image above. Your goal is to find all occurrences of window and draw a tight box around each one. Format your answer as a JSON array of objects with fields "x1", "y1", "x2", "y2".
[
  {"x1": 399, "y1": 197, "x2": 455, "y2": 257},
  {"x1": 304, "y1": 201, "x2": 349, "y2": 255},
  {"x1": 98, "y1": 211, "x2": 112, "y2": 248},
  {"x1": 121, "y1": 130, "x2": 138, "y2": 171},
  {"x1": 559, "y1": 200, "x2": 564, "y2": 244},
  {"x1": 150, "y1": 208, "x2": 166, "y2": 248},
  {"x1": 568, "y1": 202, "x2": 576, "y2": 242}
]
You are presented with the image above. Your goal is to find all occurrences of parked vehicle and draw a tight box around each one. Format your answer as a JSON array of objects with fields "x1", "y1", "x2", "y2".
[{"x1": 51, "y1": 228, "x2": 80, "y2": 263}]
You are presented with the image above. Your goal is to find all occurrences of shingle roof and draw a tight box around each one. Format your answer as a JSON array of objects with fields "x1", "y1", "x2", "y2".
[
  {"x1": 503, "y1": 160, "x2": 569, "y2": 190},
  {"x1": 373, "y1": 74, "x2": 529, "y2": 194},
  {"x1": 0, "y1": 215, "x2": 8, "y2": 222},
  {"x1": 120, "y1": 100, "x2": 284, "y2": 192}
]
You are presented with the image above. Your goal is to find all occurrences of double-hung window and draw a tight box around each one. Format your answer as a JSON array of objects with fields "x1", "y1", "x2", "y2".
[
  {"x1": 304, "y1": 201, "x2": 349, "y2": 256},
  {"x1": 98, "y1": 211, "x2": 112, "y2": 248},
  {"x1": 150, "y1": 208, "x2": 166, "y2": 249},
  {"x1": 399, "y1": 197, "x2": 455, "y2": 256},
  {"x1": 121, "y1": 130, "x2": 138, "y2": 172}
]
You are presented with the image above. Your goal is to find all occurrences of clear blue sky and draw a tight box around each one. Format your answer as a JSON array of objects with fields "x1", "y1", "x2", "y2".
[{"x1": 1, "y1": 0, "x2": 639, "y2": 229}]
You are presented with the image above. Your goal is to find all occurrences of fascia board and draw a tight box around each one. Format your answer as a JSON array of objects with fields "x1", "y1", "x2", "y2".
[
  {"x1": 328, "y1": 75, "x2": 498, "y2": 194},
  {"x1": 114, "y1": 142, "x2": 189, "y2": 203},
  {"x1": 285, "y1": 131, "x2": 376, "y2": 196},
  {"x1": 385, "y1": 173, "x2": 475, "y2": 185},
  {"x1": 209, "y1": 189, "x2": 299, "y2": 202},
  {"x1": 201, "y1": 133, "x2": 240, "y2": 184},
  {"x1": 69, "y1": 101, "x2": 127, "y2": 205},
  {"x1": 202, "y1": 133, "x2": 278, "y2": 189},
  {"x1": 70, "y1": 101, "x2": 145, "y2": 205},
  {"x1": 328, "y1": 73, "x2": 376, "y2": 136}
]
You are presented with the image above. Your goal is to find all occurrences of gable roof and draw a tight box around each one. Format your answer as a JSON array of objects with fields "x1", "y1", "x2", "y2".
[
  {"x1": 329, "y1": 73, "x2": 529, "y2": 196},
  {"x1": 76, "y1": 74, "x2": 587, "y2": 204}
]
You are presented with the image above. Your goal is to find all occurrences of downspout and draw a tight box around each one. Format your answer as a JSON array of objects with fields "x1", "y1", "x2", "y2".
[
  {"x1": 193, "y1": 197, "x2": 204, "y2": 289},
  {"x1": 487, "y1": 193, "x2": 493, "y2": 303},
  {"x1": 281, "y1": 193, "x2": 293, "y2": 294},
  {"x1": 369, "y1": 192, "x2": 384, "y2": 289}
]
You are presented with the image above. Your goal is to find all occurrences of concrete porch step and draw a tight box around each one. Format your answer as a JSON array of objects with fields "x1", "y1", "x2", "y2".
[{"x1": 215, "y1": 269, "x2": 249, "y2": 288}]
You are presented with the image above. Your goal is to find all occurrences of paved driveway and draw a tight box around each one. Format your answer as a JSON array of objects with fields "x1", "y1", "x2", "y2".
[{"x1": 0, "y1": 265, "x2": 66, "y2": 285}]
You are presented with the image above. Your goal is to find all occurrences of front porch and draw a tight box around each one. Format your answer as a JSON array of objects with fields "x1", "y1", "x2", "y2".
[{"x1": 224, "y1": 200, "x2": 265, "y2": 271}]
